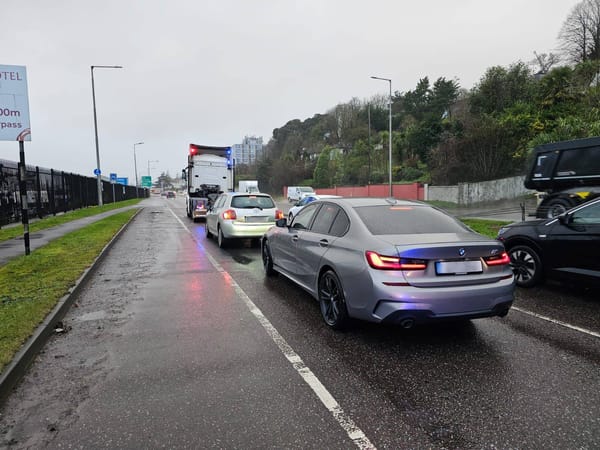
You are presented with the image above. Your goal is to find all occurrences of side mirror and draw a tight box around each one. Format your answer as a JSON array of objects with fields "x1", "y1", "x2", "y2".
[
  {"x1": 276, "y1": 218, "x2": 287, "y2": 227},
  {"x1": 558, "y1": 214, "x2": 571, "y2": 226}
]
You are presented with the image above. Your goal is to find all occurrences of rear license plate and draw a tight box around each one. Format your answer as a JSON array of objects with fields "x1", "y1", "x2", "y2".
[
  {"x1": 436, "y1": 260, "x2": 482, "y2": 275},
  {"x1": 245, "y1": 216, "x2": 270, "y2": 223}
]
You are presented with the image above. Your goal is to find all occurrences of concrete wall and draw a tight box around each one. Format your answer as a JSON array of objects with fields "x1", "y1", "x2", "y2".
[
  {"x1": 286, "y1": 176, "x2": 533, "y2": 205},
  {"x1": 427, "y1": 175, "x2": 535, "y2": 205}
]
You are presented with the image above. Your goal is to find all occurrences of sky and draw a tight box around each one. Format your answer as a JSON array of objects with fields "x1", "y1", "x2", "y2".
[{"x1": 1, "y1": 0, "x2": 580, "y2": 185}]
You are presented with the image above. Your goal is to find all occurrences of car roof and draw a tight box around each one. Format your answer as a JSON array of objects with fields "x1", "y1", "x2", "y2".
[
  {"x1": 317, "y1": 197, "x2": 427, "y2": 208},
  {"x1": 228, "y1": 192, "x2": 271, "y2": 197}
]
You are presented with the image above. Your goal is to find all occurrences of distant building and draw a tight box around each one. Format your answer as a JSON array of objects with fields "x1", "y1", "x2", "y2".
[{"x1": 232, "y1": 136, "x2": 263, "y2": 165}]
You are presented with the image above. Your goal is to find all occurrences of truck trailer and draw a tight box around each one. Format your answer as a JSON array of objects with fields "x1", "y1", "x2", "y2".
[
  {"x1": 183, "y1": 143, "x2": 234, "y2": 221},
  {"x1": 524, "y1": 137, "x2": 600, "y2": 218}
]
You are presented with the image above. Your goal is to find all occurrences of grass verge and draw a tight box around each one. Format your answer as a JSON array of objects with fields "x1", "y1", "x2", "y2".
[
  {"x1": 0, "y1": 209, "x2": 138, "y2": 372},
  {"x1": 461, "y1": 218, "x2": 511, "y2": 238},
  {"x1": 0, "y1": 199, "x2": 142, "y2": 243}
]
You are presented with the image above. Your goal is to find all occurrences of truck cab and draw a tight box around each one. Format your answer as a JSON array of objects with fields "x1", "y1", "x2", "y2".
[{"x1": 525, "y1": 137, "x2": 600, "y2": 218}]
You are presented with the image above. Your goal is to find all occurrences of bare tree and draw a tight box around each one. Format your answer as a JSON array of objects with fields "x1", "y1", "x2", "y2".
[
  {"x1": 531, "y1": 51, "x2": 560, "y2": 75},
  {"x1": 559, "y1": 0, "x2": 600, "y2": 63}
]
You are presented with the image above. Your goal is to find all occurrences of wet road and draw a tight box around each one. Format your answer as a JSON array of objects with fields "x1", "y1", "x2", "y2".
[{"x1": 1, "y1": 196, "x2": 599, "y2": 449}]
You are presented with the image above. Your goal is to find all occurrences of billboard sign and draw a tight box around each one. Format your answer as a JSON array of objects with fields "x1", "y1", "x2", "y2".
[
  {"x1": 116, "y1": 177, "x2": 128, "y2": 185},
  {"x1": 141, "y1": 176, "x2": 152, "y2": 187},
  {"x1": 0, "y1": 65, "x2": 31, "y2": 141}
]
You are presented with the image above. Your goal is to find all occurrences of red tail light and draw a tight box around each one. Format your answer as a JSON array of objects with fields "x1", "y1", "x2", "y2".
[
  {"x1": 484, "y1": 252, "x2": 510, "y2": 266},
  {"x1": 365, "y1": 251, "x2": 427, "y2": 270},
  {"x1": 222, "y1": 209, "x2": 237, "y2": 220},
  {"x1": 275, "y1": 209, "x2": 284, "y2": 220}
]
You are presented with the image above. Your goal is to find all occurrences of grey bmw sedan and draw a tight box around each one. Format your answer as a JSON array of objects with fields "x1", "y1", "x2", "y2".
[{"x1": 261, "y1": 197, "x2": 514, "y2": 330}]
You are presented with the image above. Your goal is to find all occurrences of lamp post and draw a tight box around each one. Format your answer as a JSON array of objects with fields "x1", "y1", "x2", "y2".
[
  {"x1": 133, "y1": 141, "x2": 144, "y2": 198},
  {"x1": 147, "y1": 159, "x2": 159, "y2": 177},
  {"x1": 91, "y1": 65, "x2": 122, "y2": 207},
  {"x1": 370, "y1": 76, "x2": 393, "y2": 197},
  {"x1": 147, "y1": 160, "x2": 159, "y2": 190}
]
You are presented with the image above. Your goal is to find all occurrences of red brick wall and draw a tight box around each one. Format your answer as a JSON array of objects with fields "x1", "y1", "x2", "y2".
[{"x1": 308, "y1": 183, "x2": 425, "y2": 200}]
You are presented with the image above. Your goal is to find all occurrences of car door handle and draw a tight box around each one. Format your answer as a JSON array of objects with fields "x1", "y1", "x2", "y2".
[
  {"x1": 319, "y1": 239, "x2": 329, "y2": 247},
  {"x1": 292, "y1": 236, "x2": 299, "y2": 242}
]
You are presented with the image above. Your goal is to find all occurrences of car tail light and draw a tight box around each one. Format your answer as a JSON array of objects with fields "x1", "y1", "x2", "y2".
[
  {"x1": 365, "y1": 251, "x2": 427, "y2": 270},
  {"x1": 484, "y1": 252, "x2": 510, "y2": 266},
  {"x1": 275, "y1": 209, "x2": 284, "y2": 220},
  {"x1": 222, "y1": 209, "x2": 237, "y2": 220}
]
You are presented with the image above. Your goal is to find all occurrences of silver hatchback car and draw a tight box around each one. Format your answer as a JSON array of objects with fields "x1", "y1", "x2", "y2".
[
  {"x1": 205, "y1": 192, "x2": 284, "y2": 248},
  {"x1": 261, "y1": 197, "x2": 514, "y2": 329}
]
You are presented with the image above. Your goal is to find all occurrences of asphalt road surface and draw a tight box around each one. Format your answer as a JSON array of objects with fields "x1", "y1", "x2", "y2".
[{"x1": 1, "y1": 196, "x2": 598, "y2": 449}]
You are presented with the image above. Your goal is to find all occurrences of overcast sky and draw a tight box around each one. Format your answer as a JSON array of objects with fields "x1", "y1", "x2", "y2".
[{"x1": 1, "y1": 0, "x2": 580, "y2": 184}]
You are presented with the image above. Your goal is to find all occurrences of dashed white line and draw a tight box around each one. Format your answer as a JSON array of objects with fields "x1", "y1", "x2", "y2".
[
  {"x1": 167, "y1": 207, "x2": 376, "y2": 449},
  {"x1": 512, "y1": 306, "x2": 600, "y2": 338}
]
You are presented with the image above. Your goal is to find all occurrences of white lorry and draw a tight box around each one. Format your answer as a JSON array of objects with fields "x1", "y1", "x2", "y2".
[
  {"x1": 287, "y1": 186, "x2": 315, "y2": 203},
  {"x1": 238, "y1": 180, "x2": 260, "y2": 193},
  {"x1": 183, "y1": 143, "x2": 234, "y2": 221}
]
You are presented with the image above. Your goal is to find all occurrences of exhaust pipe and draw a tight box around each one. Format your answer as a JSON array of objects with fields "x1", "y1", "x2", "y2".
[{"x1": 399, "y1": 318, "x2": 415, "y2": 329}]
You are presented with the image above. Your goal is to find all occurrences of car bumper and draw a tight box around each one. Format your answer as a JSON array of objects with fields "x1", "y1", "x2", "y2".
[
  {"x1": 220, "y1": 221, "x2": 275, "y2": 239},
  {"x1": 349, "y1": 277, "x2": 515, "y2": 324}
]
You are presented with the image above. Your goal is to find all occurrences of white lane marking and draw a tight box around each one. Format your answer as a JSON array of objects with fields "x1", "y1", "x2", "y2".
[
  {"x1": 512, "y1": 306, "x2": 600, "y2": 338},
  {"x1": 167, "y1": 207, "x2": 376, "y2": 450}
]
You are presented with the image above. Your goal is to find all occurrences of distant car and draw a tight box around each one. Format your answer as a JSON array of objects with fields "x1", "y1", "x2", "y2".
[
  {"x1": 288, "y1": 194, "x2": 341, "y2": 221},
  {"x1": 262, "y1": 197, "x2": 514, "y2": 330},
  {"x1": 287, "y1": 186, "x2": 315, "y2": 203},
  {"x1": 497, "y1": 197, "x2": 600, "y2": 287},
  {"x1": 205, "y1": 192, "x2": 284, "y2": 248},
  {"x1": 166, "y1": 191, "x2": 176, "y2": 198}
]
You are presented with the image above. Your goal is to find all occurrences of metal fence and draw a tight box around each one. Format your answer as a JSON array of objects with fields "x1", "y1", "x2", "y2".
[{"x1": 0, "y1": 159, "x2": 147, "y2": 227}]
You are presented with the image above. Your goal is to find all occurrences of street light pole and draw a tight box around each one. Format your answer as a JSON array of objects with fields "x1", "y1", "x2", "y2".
[
  {"x1": 133, "y1": 141, "x2": 144, "y2": 198},
  {"x1": 91, "y1": 65, "x2": 122, "y2": 207},
  {"x1": 147, "y1": 160, "x2": 159, "y2": 190},
  {"x1": 148, "y1": 160, "x2": 159, "y2": 177},
  {"x1": 371, "y1": 76, "x2": 393, "y2": 197}
]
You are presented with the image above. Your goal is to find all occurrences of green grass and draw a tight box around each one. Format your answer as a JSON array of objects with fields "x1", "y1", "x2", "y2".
[
  {"x1": 460, "y1": 218, "x2": 511, "y2": 238},
  {"x1": 0, "y1": 209, "x2": 138, "y2": 372},
  {"x1": 0, "y1": 199, "x2": 142, "y2": 243}
]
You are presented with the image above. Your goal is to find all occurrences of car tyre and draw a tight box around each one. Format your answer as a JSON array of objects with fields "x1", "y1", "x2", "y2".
[
  {"x1": 262, "y1": 240, "x2": 277, "y2": 276},
  {"x1": 318, "y1": 270, "x2": 349, "y2": 330},
  {"x1": 217, "y1": 227, "x2": 228, "y2": 248},
  {"x1": 205, "y1": 222, "x2": 212, "y2": 239},
  {"x1": 544, "y1": 198, "x2": 574, "y2": 218},
  {"x1": 508, "y1": 244, "x2": 543, "y2": 287}
]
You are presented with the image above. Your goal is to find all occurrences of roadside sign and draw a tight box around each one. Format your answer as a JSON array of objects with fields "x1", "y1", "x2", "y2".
[
  {"x1": 110, "y1": 173, "x2": 117, "y2": 183},
  {"x1": 116, "y1": 177, "x2": 128, "y2": 185},
  {"x1": 0, "y1": 65, "x2": 31, "y2": 141},
  {"x1": 94, "y1": 168, "x2": 101, "y2": 176},
  {"x1": 141, "y1": 175, "x2": 152, "y2": 187}
]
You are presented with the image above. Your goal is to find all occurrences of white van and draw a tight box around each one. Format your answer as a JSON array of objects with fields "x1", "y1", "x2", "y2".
[{"x1": 287, "y1": 186, "x2": 315, "y2": 203}]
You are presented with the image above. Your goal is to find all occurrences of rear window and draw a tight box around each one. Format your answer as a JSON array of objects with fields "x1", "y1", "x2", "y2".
[
  {"x1": 231, "y1": 195, "x2": 275, "y2": 209},
  {"x1": 355, "y1": 205, "x2": 470, "y2": 235}
]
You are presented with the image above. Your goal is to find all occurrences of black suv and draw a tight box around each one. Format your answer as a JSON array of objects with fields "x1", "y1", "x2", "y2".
[{"x1": 497, "y1": 198, "x2": 600, "y2": 287}]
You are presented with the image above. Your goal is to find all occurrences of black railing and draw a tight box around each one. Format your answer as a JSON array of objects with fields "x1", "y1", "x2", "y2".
[{"x1": 0, "y1": 159, "x2": 148, "y2": 227}]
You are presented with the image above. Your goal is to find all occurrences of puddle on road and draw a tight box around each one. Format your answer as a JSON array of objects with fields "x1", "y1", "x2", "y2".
[{"x1": 232, "y1": 255, "x2": 253, "y2": 265}]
